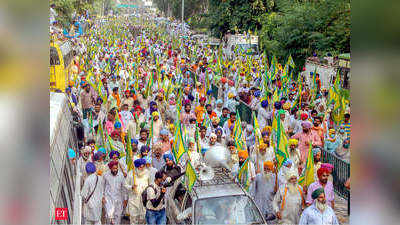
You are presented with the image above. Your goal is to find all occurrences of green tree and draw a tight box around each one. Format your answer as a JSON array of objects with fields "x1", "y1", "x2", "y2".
[{"x1": 259, "y1": 0, "x2": 350, "y2": 69}]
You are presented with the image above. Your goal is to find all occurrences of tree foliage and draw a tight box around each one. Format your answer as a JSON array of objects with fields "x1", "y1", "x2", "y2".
[
  {"x1": 259, "y1": 0, "x2": 350, "y2": 68},
  {"x1": 204, "y1": 0, "x2": 350, "y2": 68},
  {"x1": 51, "y1": 0, "x2": 114, "y2": 27},
  {"x1": 207, "y1": 0, "x2": 268, "y2": 38}
]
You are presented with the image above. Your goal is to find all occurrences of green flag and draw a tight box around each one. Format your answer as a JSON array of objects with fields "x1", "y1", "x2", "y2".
[{"x1": 185, "y1": 161, "x2": 197, "y2": 192}]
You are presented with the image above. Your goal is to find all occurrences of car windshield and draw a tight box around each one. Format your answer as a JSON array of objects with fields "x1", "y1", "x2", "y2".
[{"x1": 194, "y1": 195, "x2": 263, "y2": 224}]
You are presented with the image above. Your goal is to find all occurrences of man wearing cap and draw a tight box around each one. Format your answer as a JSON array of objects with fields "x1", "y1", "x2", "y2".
[
  {"x1": 253, "y1": 161, "x2": 277, "y2": 220},
  {"x1": 291, "y1": 121, "x2": 323, "y2": 163},
  {"x1": 81, "y1": 162, "x2": 104, "y2": 225},
  {"x1": 124, "y1": 158, "x2": 150, "y2": 225},
  {"x1": 299, "y1": 188, "x2": 339, "y2": 225},
  {"x1": 307, "y1": 167, "x2": 335, "y2": 209},
  {"x1": 103, "y1": 160, "x2": 127, "y2": 225},
  {"x1": 273, "y1": 171, "x2": 305, "y2": 224}
]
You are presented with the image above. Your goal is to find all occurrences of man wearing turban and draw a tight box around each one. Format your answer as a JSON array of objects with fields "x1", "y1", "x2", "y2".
[
  {"x1": 288, "y1": 139, "x2": 301, "y2": 172},
  {"x1": 299, "y1": 188, "x2": 339, "y2": 225},
  {"x1": 277, "y1": 159, "x2": 298, "y2": 187},
  {"x1": 81, "y1": 162, "x2": 105, "y2": 225},
  {"x1": 257, "y1": 99, "x2": 270, "y2": 130},
  {"x1": 124, "y1": 158, "x2": 150, "y2": 224},
  {"x1": 291, "y1": 120, "x2": 323, "y2": 163},
  {"x1": 161, "y1": 153, "x2": 185, "y2": 189},
  {"x1": 194, "y1": 96, "x2": 207, "y2": 124},
  {"x1": 251, "y1": 141, "x2": 275, "y2": 173},
  {"x1": 156, "y1": 129, "x2": 172, "y2": 154},
  {"x1": 79, "y1": 146, "x2": 93, "y2": 182},
  {"x1": 253, "y1": 161, "x2": 277, "y2": 220},
  {"x1": 273, "y1": 170, "x2": 304, "y2": 225},
  {"x1": 306, "y1": 167, "x2": 335, "y2": 209},
  {"x1": 233, "y1": 150, "x2": 256, "y2": 195},
  {"x1": 103, "y1": 160, "x2": 127, "y2": 225}
]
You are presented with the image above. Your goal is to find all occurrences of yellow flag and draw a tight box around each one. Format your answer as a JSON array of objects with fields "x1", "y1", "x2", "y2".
[
  {"x1": 185, "y1": 161, "x2": 197, "y2": 192},
  {"x1": 298, "y1": 142, "x2": 315, "y2": 187}
]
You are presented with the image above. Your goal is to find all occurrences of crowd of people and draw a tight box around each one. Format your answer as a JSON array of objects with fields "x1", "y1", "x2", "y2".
[{"x1": 60, "y1": 12, "x2": 350, "y2": 225}]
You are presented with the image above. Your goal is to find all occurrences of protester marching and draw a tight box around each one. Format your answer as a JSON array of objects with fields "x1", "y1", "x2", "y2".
[{"x1": 53, "y1": 9, "x2": 350, "y2": 225}]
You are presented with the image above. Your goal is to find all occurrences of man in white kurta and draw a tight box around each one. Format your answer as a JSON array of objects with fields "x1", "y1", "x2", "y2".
[
  {"x1": 253, "y1": 161, "x2": 277, "y2": 218},
  {"x1": 273, "y1": 171, "x2": 304, "y2": 225},
  {"x1": 81, "y1": 162, "x2": 104, "y2": 225},
  {"x1": 103, "y1": 161, "x2": 127, "y2": 225},
  {"x1": 79, "y1": 146, "x2": 93, "y2": 184},
  {"x1": 277, "y1": 159, "x2": 297, "y2": 187},
  {"x1": 250, "y1": 142, "x2": 275, "y2": 173},
  {"x1": 299, "y1": 188, "x2": 339, "y2": 225},
  {"x1": 124, "y1": 158, "x2": 150, "y2": 224}
]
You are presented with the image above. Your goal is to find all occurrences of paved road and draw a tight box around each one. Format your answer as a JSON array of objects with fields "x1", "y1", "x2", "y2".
[{"x1": 334, "y1": 193, "x2": 349, "y2": 224}]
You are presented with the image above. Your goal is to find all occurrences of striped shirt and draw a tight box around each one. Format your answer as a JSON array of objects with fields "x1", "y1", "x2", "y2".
[{"x1": 340, "y1": 121, "x2": 351, "y2": 137}]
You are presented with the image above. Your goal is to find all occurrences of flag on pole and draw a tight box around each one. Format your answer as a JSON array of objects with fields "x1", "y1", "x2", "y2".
[
  {"x1": 237, "y1": 158, "x2": 250, "y2": 191},
  {"x1": 298, "y1": 141, "x2": 315, "y2": 187},
  {"x1": 287, "y1": 54, "x2": 295, "y2": 68},
  {"x1": 252, "y1": 111, "x2": 262, "y2": 146},
  {"x1": 172, "y1": 121, "x2": 186, "y2": 163},
  {"x1": 125, "y1": 130, "x2": 134, "y2": 172},
  {"x1": 147, "y1": 115, "x2": 154, "y2": 146},
  {"x1": 185, "y1": 161, "x2": 197, "y2": 192},
  {"x1": 274, "y1": 110, "x2": 290, "y2": 169},
  {"x1": 233, "y1": 110, "x2": 246, "y2": 151}
]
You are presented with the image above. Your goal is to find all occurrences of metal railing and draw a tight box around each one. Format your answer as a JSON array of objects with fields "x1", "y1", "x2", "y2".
[
  {"x1": 209, "y1": 78, "x2": 350, "y2": 213},
  {"x1": 321, "y1": 149, "x2": 350, "y2": 214}
]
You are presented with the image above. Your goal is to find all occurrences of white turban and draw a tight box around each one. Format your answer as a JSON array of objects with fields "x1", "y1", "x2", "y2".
[
  {"x1": 210, "y1": 133, "x2": 217, "y2": 139},
  {"x1": 81, "y1": 146, "x2": 91, "y2": 154},
  {"x1": 286, "y1": 170, "x2": 298, "y2": 181}
]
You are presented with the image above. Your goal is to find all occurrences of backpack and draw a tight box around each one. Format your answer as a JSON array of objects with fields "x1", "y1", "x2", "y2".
[{"x1": 141, "y1": 184, "x2": 156, "y2": 206}]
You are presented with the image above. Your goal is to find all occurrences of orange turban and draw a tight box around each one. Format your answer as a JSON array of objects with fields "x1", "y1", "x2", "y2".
[
  {"x1": 259, "y1": 142, "x2": 268, "y2": 150},
  {"x1": 238, "y1": 150, "x2": 249, "y2": 159},
  {"x1": 263, "y1": 161, "x2": 274, "y2": 170}
]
